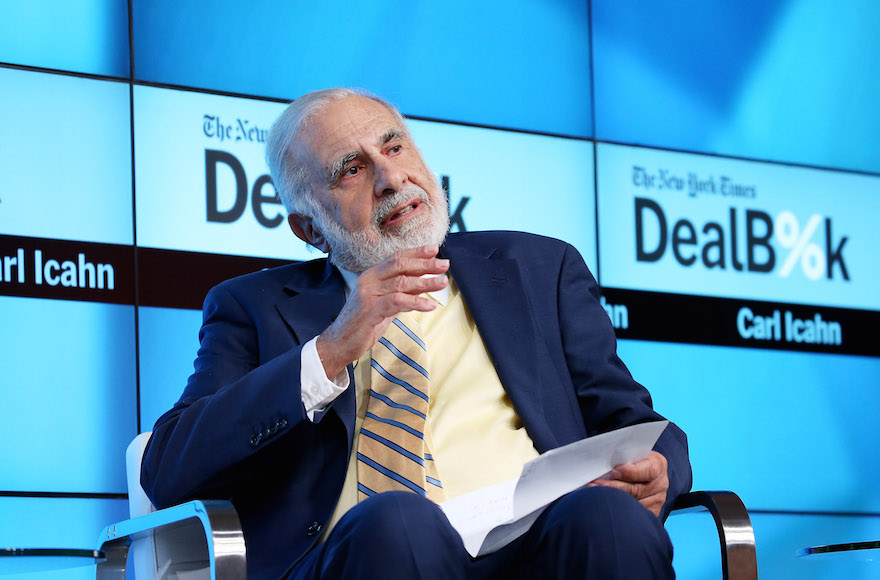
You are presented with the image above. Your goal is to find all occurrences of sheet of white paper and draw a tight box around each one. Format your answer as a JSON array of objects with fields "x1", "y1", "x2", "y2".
[
  {"x1": 440, "y1": 420, "x2": 669, "y2": 557},
  {"x1": 440, "y1": 478, "x2": 518, "y2": 556}
]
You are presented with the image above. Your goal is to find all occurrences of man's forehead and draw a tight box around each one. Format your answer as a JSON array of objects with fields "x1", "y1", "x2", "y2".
[
  {"x1": 307, "y1": 96, "x2": 403, "y2": 147},
  {"x1": 294, "y1": 95, "x2": 410, "y2": 181}
]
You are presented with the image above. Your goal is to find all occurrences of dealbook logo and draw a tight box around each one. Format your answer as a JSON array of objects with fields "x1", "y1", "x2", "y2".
[
  {"x1": 203, "y1": 148, "x2": 471, "y2": 233},
  {"x1": 203, "y1": 114, "x2": 269, "y2": 145},
  {"x1": 197, "y1": 109, "x2": 472, "y2": 235},
  {"x1": 205, "y1": 149, "x2": 283, "y2": 228},
  {"x1": 201, "y1": 112, "x2": 284, "y2": 228},
  {"x1": 634, "y1": 197, "x2": 849, "y2": 282}
]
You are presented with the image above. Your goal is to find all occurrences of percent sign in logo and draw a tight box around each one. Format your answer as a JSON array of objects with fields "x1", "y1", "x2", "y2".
[{"x1": 775, "y1": 210, "x2": 824, "y2": 280}]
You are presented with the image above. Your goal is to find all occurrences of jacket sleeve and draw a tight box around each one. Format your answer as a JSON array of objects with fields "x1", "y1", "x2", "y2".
[
  {"x1": 141, "y1": 283, "x2": 316, "y2": 509},
  {"x1": 556, "y1": 242, "x2": 693, "y2": 521}
]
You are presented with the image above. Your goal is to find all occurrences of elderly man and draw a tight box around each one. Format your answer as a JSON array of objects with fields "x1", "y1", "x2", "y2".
[{"x1": 142, "y1": 88, "x2": 691, "y2": 579}]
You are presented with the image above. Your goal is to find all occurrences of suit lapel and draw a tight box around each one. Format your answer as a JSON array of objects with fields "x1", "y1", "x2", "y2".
[
  {"x1": 274, "y1": 260, "x2": 357, "y2": 442},
  {"x1": 443, "y1": 239, "x2": 554, "y2": 449},
  {"x1": 275, "y1": 260, "x2": 346, "y2": 345}
]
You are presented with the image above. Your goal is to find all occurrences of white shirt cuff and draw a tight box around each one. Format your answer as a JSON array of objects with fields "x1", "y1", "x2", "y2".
[{"x1": 301, "y1": 336, "x2": 349, "y2": 421}]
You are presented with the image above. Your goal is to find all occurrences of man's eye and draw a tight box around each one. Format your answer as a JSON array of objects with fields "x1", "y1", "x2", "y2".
[
  {"x1": 346, "y1": 166, "x2": 359, "y2": 176},
  {"x1": 389, "y1": 145, "x2": 402, "y2": 154}
]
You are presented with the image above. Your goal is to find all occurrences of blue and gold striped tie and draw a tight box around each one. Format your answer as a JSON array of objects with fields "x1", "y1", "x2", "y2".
[{"x1": 357, "y1": 313, "x2": 445, "y2": 502}]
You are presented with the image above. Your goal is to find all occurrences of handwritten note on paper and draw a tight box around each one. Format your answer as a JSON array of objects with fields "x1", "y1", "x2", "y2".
[{"x1": 440, "y1": 420, "x2": 669, "y2": 557}]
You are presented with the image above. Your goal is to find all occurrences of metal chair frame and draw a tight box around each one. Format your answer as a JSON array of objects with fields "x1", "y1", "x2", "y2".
[
  {"x1": 672, "y1": 490, "x2": 759, "y2": 580},
  {"x1": 95, "y1": 489, "x2": 757, "y2": 579},
  {"x1": 96, "y1": 500, "x2": 246, "y2": 580}
]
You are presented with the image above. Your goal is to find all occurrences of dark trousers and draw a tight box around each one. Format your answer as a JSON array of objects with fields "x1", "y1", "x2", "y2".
[{"x1": 287, "y1": 486, "x2": 674, "y2": 579}]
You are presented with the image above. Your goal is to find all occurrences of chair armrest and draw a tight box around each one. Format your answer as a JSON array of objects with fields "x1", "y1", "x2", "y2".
[
  {"x1": 671, "y1": 490, "x2": 758, "y2": 580},
  {"x1": 95, "y1": 499, "x2": 246, "y2": 579}
]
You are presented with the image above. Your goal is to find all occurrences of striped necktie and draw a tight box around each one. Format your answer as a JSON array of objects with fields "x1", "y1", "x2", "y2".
[{"x1": 357, "y1": 313, "x2": 446, "y2": 502}]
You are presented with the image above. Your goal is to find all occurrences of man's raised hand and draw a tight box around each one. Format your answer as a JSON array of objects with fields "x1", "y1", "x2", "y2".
[{"x1": 315, "y1": 245, "x2": 449, "y2": 380}]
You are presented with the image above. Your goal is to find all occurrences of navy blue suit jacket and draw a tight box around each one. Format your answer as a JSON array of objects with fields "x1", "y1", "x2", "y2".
[{"x1": 142, "y1": 231, "x2": 692, "y2": 579}]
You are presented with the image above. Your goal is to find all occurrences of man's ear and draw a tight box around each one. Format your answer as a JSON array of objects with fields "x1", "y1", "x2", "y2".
[{"x1": 288, "y1": 213, "x2": 330, "y2": 253}]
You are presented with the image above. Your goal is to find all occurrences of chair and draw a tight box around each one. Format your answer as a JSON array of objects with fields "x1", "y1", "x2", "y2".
[
  {"x1": 95, "y1": 433, "x2": 246, "y2": 579},
  {"x1": 96, "y1": 432, "x2": 757, "y2": 579},
  {"x1": 671, "y1": 490, "x2": 759, "y2": 580}
]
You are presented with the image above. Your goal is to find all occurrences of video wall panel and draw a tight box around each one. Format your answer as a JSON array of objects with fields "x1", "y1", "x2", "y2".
[
  {"x1": 0, "y1": 68, "x2": 133, "y2": 244},
  {"x1": 131, "y1": 0, "x2": 592, "y2": 137},
  {"x1": 619, "y1": 340, "x2": 880, "y2": 513},
  {"x1": 0, "y1": 298, "x2": 136, "y2": 493},
  {"x1": 134, "y1": 86, "x2": 293, "y2": 261},
  {"x1": 592, "y1": 0, "x2": 880, "y2": 174},
  {"x1": 594, "y1": 142, "x2": 880, "y2": 516},
  {"x1": 0, "y1": 0, "x2": 129, "y2": 77},
  {"x1": 596, "y1": 143, "x2": 880, "y2": 357}
]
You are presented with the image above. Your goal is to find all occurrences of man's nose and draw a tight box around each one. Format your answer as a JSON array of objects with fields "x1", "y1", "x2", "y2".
[{"x1": 373, "y1": 156, "x2": 407, "y2": 197}]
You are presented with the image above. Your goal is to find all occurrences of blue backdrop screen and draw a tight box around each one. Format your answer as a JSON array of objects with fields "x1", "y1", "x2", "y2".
[{"x1": 1, "y1": 2, "x2": 878, "y2": 577}]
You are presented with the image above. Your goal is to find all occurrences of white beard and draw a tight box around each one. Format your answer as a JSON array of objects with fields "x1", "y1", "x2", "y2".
[{"x1": 308, "y1": 183, "x2": 450, "y2": 273}]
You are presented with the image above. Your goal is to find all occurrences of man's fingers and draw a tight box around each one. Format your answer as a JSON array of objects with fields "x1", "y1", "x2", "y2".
[
  {"x1": 315, "y1": 247, "x2": 451, "y2": 379},
  {"x1": 381, "y1": 273, "x2": 448, "y2": 297},
  {"x1": 611, "y1": 451, "x2": 667, "y2": 483},
  {"x1": 591, "y1": 477, "x2": 653, "y2": 500},
  {"x1": 378, "y1": 289, "x2": 440, "y2": 315},
  {"x1": 379, "y1": 256, "x2": 449, "y2": 278},
  {"x1": 355, "y1": 246, "x2": 449, "y2": 307},
  {"x1": 588, "y1": 451, "x2": 669, "y2": 518},
  {"x1": 373, "y1": 246, "x2": 449, "y2": 279},
  {"x1": 589, "y1": 477, "x2": 667, "y2": 517}
]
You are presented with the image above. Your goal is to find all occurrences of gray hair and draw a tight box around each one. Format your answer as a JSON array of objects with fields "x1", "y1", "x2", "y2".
[{"x1": 265, "y1": 88, "x2": 409, "y2": 216}]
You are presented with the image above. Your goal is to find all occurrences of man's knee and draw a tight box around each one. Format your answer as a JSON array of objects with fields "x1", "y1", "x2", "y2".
[
  {"x1": 336, "y1": 491, "x2": 452, "y2": 545},
  {"x1": 553, "y1": 486, "x2": 669, "y2": 546},
  {"x1": 316, "y1": 492, "x2": 467, "y2": 579},
  {"x1": 520, "y1": 486, "x2": 673, "y2": 579},
  {"x1": 560, "y1": 486, "x2": 662, "y2": 528}
]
